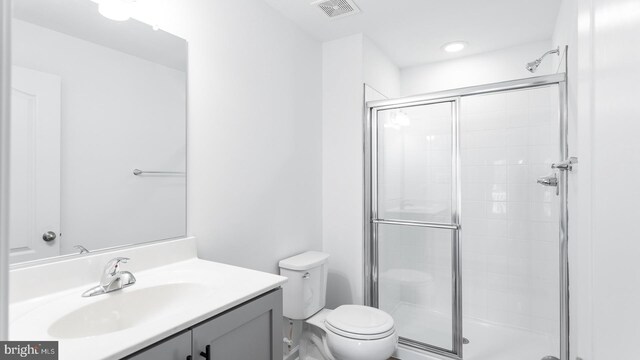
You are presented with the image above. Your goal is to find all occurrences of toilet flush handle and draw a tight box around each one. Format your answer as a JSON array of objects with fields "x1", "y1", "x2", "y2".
[{"x1": 303, "y1": 272, "x2": 311, "y2": 279}]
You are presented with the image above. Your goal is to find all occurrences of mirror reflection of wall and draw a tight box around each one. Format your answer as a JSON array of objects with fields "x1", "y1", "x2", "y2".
[{"x1": 9, "y1": 0, "x2": 187, "y2": 264}]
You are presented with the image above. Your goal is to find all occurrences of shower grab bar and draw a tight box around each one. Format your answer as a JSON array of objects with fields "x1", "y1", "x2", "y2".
[
  {"x1": 133, "y1": 169, "x2": 185, "y2": 176},
  {"x1": 373, "y1": 219, "x2": 461, "y2": 230}
]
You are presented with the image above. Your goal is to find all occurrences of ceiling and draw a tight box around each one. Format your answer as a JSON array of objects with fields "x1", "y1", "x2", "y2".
[
  {"x1": 264, "y1": 0, "x2": 562, "y2": 68},
  {"x1": 13, "y1": 0, "x2": 187, "y2": 71}
]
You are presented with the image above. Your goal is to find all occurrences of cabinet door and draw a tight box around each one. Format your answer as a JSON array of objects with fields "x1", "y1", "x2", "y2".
[
  {"x1": 126, "y1": 331, "x2": 192, "y2": 360},
  {"x1": 193, "y1": 289, "x2": 283, "y2": 360}
]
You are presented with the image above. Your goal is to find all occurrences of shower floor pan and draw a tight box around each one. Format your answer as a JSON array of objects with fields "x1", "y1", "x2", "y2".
[{"x1": 391, "y1": 303, "x2": 557, "y2": 360}]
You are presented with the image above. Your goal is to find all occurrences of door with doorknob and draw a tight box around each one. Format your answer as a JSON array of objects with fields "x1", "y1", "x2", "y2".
[{"x1": 9, "y1": 66, "x2": 61, "y2": 263}]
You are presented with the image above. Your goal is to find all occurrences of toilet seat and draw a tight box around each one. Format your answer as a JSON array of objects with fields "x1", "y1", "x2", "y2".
[{"x1": 324, "y1": 305, "x2": 395, "y2": 340}]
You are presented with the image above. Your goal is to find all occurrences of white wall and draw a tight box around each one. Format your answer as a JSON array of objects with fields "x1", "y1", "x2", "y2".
[
  {"x1": 322, "y1": 34, "x2": 400, "y2": 309},
  {"x1": 363, "y1": 37, "x2": 401, "y2": 99},
  {"x1": 322, "y1": 34, "x2": 364, "y2": 308},
  {"x1": 583, "y1": 0, "x2": 640, "y2": 358},
  {"x1": 400, "y1": 41, "x2": 554, "y2": 96},
  {"x1": 12, "y1": 19, "x2": 186, "y2": 256},
  {"x1": 138, "y1": 0, "x2": 324, "y2": 275}
]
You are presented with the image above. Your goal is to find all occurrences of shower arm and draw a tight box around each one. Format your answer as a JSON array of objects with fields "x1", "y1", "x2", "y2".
[
  {"x1": 536, "y1": 47, "x2": 560, "y2": 64},
  {"x1": 526, "y1": 46, "x2": 561, "y2": 73}
]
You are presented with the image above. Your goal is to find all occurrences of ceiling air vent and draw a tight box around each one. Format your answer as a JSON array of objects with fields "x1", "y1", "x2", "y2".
[{"x1": 311, "y1": 0, "x2": 361, "y2": 19}]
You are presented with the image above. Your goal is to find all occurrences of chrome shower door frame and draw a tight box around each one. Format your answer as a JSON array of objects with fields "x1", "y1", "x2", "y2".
[
  {"x1": 365, "y1": 95, "x2": 463, "y2": 359},
  {"x1": 364, "y1": 73, "x2": 570, "y2": 360}
]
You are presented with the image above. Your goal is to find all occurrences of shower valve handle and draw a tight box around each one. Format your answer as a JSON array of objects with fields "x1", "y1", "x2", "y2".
[{"x1": 552, "y1": 157, "x2": 578, "y2": 171}]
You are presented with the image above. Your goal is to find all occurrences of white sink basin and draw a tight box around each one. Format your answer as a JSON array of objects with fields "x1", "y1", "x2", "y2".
[
  {"x1": 9, "y1": 253, "x2": 287, "y2": 360},
  {"x1": 48, "y1": 283, "x2": 208, "y2": 339}
]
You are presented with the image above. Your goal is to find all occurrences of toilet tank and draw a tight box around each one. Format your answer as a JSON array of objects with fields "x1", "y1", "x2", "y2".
[{"x1": 279, "y1": 251, "x2": 329, "y2": 320}]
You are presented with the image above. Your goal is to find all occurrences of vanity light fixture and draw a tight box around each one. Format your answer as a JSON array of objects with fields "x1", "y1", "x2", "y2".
[
  {"x1": 442, "y1": 41, "x2": 468, "y2": 53},
  {"x1": 98, "y1": 0, "x2": 136, "y2": 22}
]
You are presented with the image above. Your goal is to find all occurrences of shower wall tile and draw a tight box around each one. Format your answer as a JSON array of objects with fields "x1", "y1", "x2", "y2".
[
  {"x1": 461, "y1": 87, "x2": 560, "y2": 339},
  {"x1": 508, "y1": 146, "x2": 530, "y2": 164},
  {"x1": 483, "y1": 166, "x2": 508, "y2": 183},
  {"x1": 508, "y1": 183, "x2": 529, "y2": 202}
]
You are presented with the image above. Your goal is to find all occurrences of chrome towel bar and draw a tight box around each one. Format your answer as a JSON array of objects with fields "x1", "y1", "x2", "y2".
[{"x1": 133, "y1": 169, "x2": 185, "y2": 176}]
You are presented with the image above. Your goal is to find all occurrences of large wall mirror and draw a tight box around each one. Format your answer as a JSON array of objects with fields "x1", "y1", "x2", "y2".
[{"x1": 9, "y1": 0, "x2": 187, "y2": 264}]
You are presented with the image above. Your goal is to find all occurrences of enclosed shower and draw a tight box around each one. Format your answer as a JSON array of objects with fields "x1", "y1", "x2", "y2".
[{"x1": 364, "y1": 71, "x2": 571, "y2": 360}]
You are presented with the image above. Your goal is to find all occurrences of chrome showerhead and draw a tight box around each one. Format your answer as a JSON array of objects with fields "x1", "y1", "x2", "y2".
[
  {"x1": 526, "y1": 47, "x2": 560, "y2": 73},
  {"x1": 526, "y1": 59, "x2": 542, "y2": 73}
]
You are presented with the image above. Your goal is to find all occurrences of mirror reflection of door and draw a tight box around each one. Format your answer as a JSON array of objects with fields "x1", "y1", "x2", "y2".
[
  {"x1": 9, "y1": 66, "x2": 61, "y2": 263},
  {"x1": 10, "y1": 0, "x2": 188, "y2": 265}
]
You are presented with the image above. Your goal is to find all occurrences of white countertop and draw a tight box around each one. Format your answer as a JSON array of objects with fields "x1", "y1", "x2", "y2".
[{"x1": 9, "y1": 239, "x2": 287, "y2": 360}]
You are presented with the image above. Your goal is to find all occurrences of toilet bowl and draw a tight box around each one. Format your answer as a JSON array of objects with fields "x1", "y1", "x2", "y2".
[
  {"x1": 301, "y1": 306, "x2": 398, "y2": 360},
  {"x1": 280, "y1": 251, "x2": 398, "y2": 360}
]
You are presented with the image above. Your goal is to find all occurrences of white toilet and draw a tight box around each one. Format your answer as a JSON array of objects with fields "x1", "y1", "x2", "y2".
[{"x1": 279, "y1": 251, "x2": 398, "y2": 360}]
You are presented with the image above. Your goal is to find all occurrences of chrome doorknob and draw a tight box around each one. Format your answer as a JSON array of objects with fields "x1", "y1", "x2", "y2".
[{"x1": 42, "y1": 231, "x2": 57, "y2": 242}]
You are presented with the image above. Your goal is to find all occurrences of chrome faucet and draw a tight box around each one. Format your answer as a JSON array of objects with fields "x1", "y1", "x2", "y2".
[
  {"x1": 82, "y1": 257, "x2": 136, "y2": 297},
  {"x1": 73, "y1": 245, "x2": 90, "y2": 254}
]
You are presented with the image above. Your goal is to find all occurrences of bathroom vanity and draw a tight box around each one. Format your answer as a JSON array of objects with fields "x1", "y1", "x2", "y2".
[
  {"x1": 127, "y1": 289, "x2": 282, "y2": 360},
  {"x1": 9, "y1": 238, "x2": 287, "y2": 360}
]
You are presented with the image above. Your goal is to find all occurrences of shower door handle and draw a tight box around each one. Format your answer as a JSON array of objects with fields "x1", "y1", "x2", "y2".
[{"x1": 537, "y1": 173, "x2": 559, "y2": 195}]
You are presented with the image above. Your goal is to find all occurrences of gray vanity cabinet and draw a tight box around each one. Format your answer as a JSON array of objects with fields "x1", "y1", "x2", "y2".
[
  {"x1": 127, "y1": 331, "x2": 192, "y2": 360},
  {"x1": 123, "y1": 289, "x2": 282, "y2": 360},
  {"x1": 192, "y1": 289, "x2": 283, "y2": 360}
]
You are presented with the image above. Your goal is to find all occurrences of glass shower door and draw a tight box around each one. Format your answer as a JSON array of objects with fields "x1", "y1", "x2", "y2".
[
  {"x1": 366, "y1": 75, "x2": 570, "y2": 360},
  {"x1": 458, "y1": 85, "x2": 562, "y2": 360},
  {"x1": 369, "y1": 100, "x2": 463, "y2": 357}
]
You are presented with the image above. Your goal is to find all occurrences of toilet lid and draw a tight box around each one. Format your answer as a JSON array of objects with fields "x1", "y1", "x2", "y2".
[{"x1": 324, "y1": 305, "x2": 395, "y2": 340}]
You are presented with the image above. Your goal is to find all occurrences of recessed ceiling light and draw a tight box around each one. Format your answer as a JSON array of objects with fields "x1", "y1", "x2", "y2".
[{"x1": 442, "y1": 41, "x2": 468, "y2": 53}]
